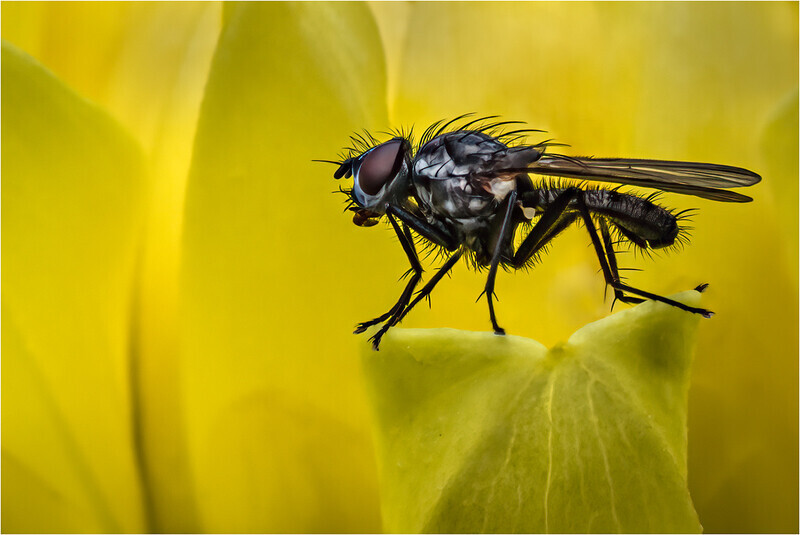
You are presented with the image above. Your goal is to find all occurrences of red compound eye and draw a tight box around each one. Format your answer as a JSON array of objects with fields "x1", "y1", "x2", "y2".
[{"x1": 357, "y1": 139, "x2": 405, "y2": 195}]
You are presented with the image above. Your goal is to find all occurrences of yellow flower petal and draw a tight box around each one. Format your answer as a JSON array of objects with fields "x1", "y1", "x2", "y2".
[
  {"x1": 180, "y1": 3, "x2": 387, "y2": 531},
  {"x1": 1, "y1": 2, "x2": 131, "y2": 105},
  {"x1": 364, "y1": 293, "x2": 703, "y2": 533},
  {"x1": 4, "y1": 4, "x2": 223, "y2": 531},
  {"x1": 2, "y1": 41, "x2": 146, "y2": 532}
]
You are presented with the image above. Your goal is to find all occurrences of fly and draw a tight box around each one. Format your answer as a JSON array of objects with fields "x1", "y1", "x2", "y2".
[{"x1": 317, "y1": 115, "x2": 761, "y2": 350}]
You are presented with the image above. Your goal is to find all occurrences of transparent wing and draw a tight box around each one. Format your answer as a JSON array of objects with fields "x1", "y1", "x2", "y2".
[{"x1": 506, "y1": 155, "x2": 761, "y2": 202}]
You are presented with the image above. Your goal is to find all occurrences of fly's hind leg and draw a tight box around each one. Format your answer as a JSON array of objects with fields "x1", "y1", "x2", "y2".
[
  {"x1": 597, "y1": 218, "x2": 645, "y2": 310},
  {"x1": 513, "y1": 188, "x2": 712, "y2": 317},
  {"x1": 576, "y1": 196, "x2": 714, "y2": 317},
  {"x1": 598, "y1": 219, "x2": 710, "y2": 304}
]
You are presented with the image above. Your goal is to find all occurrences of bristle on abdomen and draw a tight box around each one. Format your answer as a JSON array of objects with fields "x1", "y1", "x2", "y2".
[{"x1": 583, "y1": 189, "x2": 680, "y2": 249}]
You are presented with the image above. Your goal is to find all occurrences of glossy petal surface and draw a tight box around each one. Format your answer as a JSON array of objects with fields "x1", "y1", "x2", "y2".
[{"x1": 364, "y1": 292, "x2": 703, "y2": 533}]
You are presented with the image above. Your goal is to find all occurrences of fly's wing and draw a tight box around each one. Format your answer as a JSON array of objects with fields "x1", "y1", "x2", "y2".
[{"x1": 504, "y1": 155, "x2": 761, "y2": 202}]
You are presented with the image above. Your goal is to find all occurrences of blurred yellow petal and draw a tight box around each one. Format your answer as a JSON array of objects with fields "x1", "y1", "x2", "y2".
[
  {"x1": 180, "y1": 3, "x2": 386, "y2": 531},
  {"x1": 5, "y1": 4, "x2": 223, "y2": 531},
  {"x1": 4, "y1": 4, "x2": 222, "y2": 531},
  {"x1": 2, "y1": 41, "x2": 146, "y2": 532},
  {"x1": 97, "y1": 4, "x2": 222, "y2": 532},
  {"x1": 1, "y1": 2, "x2": 132, "y2": 106},
  {"x1": 759, "y1": 89, "x2": 798, "y2": 277}
]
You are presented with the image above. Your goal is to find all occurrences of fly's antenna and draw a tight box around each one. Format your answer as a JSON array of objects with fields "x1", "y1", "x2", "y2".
[{"x1": 313, "y1": 156, "x2": 353, "y2": 179}]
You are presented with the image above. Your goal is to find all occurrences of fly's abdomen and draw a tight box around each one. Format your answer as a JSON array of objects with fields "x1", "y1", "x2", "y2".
[
  {"x1": 583, "y1": 189, "x2": 680, "y2": 249},
  {"x1": 525, "y1": 187, "x2": 682, "y2": 249}
]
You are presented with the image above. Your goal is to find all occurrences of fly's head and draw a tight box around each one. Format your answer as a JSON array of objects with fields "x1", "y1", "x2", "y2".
[{"x1": 329, "y1": 137, "x2": 413, "y2": 227}]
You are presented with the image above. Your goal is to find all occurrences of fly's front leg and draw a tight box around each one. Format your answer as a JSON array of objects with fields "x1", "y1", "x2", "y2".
[
  {"x1": 353, "y1": 224, "x2": 419, "y2": 333},
  {"x1": 361, "y1": 205, "x2": 459, "y2": 350},
  {"x1": 481, "y1": 191, "x2": 518, "y2": 335},
  {"x1": 388, "y1": 204, "x2": 459, "y2": 250},
  {"x1": 370, "y1": 250, "x2": 465, "y2": 349},
  {"x1": 575, "y1": 195, "x2": 714, "y2": 318},
  {"x1": 401, "y1": 250, "x2": 464, "y2": 320},
  {"x1": 354, "y1": 215, "x2": 422, "y2": 339}
]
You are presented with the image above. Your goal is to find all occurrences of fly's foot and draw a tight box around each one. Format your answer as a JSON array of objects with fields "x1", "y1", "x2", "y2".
[
  {"x1": 490, "y1": 311, "x2": 506, "y2": 335},
  {"x1": 610, "y1": 290, "x2": 645, "y2": 313},
  {"x1": 678, "y1": 303, "x2": 714, "y2": 318},
  {"x1": 355, "y1": 315, "x2": 393, "y2": 349},
  {"x1": 369, "y1": 327, "x2": 389, "y2": 351},
  {"x1": 692, "y1": 284, "x2": 713, "y2": 317},
  {"x1": 353, "y1": 322, "x2": 373, "y2": 335},
  {"x1": 354, "y1": 313, "x2": 391, "y2": 334}
]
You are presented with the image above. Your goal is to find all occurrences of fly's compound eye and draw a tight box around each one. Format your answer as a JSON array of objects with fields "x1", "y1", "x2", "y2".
[{"x1": 355, "y1": 139, "x2": 406, "y2": 196}]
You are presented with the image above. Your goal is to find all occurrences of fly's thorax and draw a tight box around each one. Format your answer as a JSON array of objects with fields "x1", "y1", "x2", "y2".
[
  {"x1": 413, "y1": 130, "x2": 510, "y2": 179},
  {"x1": 411, "y1": 130, "x2": 524, "y2": 221}
]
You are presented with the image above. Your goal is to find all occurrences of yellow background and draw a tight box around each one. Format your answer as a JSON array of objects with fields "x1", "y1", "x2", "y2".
[{"x1": 2, "y1": 2, "x2": 797, "y2": 533}]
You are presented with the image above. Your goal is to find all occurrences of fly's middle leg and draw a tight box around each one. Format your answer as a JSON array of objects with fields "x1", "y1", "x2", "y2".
[
  {"x1": 513, "y1": 189, "x2": 580, "y2": 266},
  {"x1": 480, "y1": 191, "x2": 518, "y2": 335}
]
